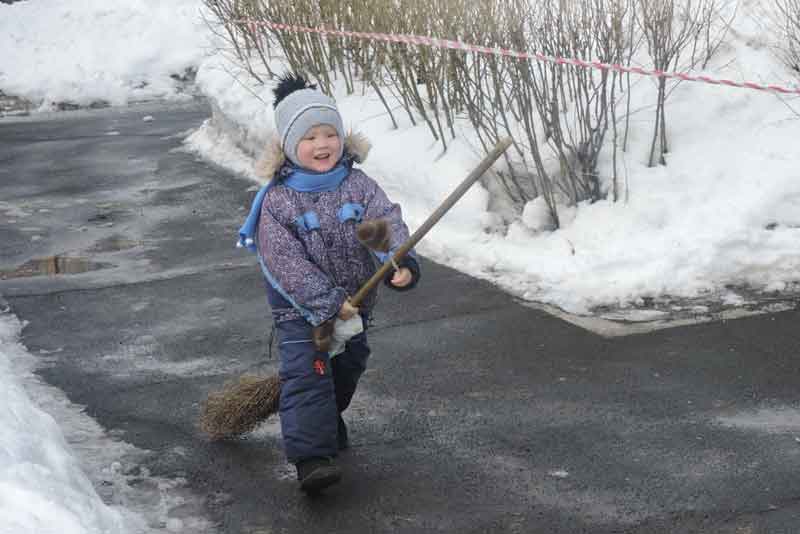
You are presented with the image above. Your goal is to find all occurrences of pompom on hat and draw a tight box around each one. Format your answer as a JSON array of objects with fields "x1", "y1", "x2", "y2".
[{"x1": 273, "y1": 73, "x2": 345, "y2": 168}]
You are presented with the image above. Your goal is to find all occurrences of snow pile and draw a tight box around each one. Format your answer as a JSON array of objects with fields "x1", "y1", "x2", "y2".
[
  {"x1": 0, "y1": 312, "x2": 131, "y2": 534},
  {"x1": 0, "y1": 0, "x2": 209, "y2": 109}
]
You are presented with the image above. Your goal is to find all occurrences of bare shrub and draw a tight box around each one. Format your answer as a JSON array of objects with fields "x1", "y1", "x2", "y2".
[
  {"x1": 454, "y1": 0, "x2": 637, "y2": 223},
  {"x1": 771, "y1": 0, "x2": 800, "y2": 76},
  {"x1": 202, "y1": 0, "x2": 275, "y2": 83},
  {"x1": 203, "y1": 0, "x2": 735, "y2": 226},
  {"x1": 636, "y1": 0, "x2": 724, "y2": 167}
]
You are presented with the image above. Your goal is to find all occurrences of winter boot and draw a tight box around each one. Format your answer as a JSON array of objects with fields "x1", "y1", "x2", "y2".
[
  {"x1": 337, "y1": 415, "x2": 349, "y2": 450},
  {"x1": 296, "y1": 457, "x2": 342, "y2": 493}
]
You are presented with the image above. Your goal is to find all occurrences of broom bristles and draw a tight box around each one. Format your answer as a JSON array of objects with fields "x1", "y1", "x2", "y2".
[
  {"x1": 200, "y1": 374, "x2": 281, "y2": 440},
  {"x1": 356, "y1": 219, "x2": 391, "y2": 253}
]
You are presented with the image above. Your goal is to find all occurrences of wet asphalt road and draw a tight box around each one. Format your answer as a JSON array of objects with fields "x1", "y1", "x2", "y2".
[{"x1": 2, "y1": 102, "x2": 800, "y2": 534}]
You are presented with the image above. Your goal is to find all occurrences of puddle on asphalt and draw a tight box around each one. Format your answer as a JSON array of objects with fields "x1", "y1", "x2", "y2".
[{"x1": 0, "y1": 256, "x2": 110, "y2": 279}]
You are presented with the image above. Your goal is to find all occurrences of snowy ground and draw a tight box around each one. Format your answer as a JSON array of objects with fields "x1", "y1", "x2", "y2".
[{"x1": 1, "y1": 0, "x2": 799, "y2": 531}]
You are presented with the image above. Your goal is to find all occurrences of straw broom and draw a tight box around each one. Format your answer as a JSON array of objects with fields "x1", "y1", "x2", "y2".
[{"x1": 199, "y1": 138, "x2": 512, "y2": 440}]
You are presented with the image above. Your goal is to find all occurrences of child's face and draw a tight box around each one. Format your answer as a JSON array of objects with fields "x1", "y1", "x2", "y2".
[{"x1": 296, "y1": 124, "x2": 341, "y2": 173}]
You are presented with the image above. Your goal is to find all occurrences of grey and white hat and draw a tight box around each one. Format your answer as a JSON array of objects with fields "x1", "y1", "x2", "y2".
[{"x1": 274, "y1": 88, "x2": 345, "y2": 168}]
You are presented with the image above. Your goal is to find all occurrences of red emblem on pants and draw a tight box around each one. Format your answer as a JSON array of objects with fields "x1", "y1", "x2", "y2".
[{"x1": 313, "y1": 358, "x2": 326, "y2": 376}]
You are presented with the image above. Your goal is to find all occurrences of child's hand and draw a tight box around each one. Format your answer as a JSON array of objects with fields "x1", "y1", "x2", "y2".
[
  {"x1": 390, "y1": 267, "x2": 412, "y2": 288},
  {"x1": 337, "y1": 299, "x2": 359, "y2": 320}
]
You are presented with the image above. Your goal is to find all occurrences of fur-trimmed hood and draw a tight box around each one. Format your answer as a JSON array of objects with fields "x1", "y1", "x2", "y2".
[{"x1": 255, "y1": 131, "x2": 371, "y2": 181}]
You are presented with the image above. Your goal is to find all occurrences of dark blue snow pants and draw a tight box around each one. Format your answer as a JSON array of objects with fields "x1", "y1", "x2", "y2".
[{"x1": 274, "y1": 316, "x2": 370, "y2": 463}]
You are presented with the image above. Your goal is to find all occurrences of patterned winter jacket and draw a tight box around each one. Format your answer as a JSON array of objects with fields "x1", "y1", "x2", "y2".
[{"x1": 255, "y1": 132, "x2": 420, "y2": 326}]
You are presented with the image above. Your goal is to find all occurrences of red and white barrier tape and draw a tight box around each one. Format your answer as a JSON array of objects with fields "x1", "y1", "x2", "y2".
[{"x1": 236, "y1": 19, "x2": 800, "y2": 96}]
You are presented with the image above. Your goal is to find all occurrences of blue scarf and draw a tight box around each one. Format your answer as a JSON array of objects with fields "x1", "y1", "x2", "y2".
[
  {"x1": 237, "y1": 163, "x2": 349, "y2": 251},
  {"x1": 283, "y1": 162, "x2": 348, "y2": 192}
]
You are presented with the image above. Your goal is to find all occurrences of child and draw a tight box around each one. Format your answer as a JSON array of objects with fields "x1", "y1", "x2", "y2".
[{"x1": 238, "y1": 73, "x2": 420, "y2": 493}]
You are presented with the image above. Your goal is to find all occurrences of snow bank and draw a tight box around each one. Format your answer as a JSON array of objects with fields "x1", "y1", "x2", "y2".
[
  {"x1": 0, "y1": 0, "x2": 209, "y2": 109},
  {"x1": 0, "y1": 312, "x2": 130, "y2": 534}
]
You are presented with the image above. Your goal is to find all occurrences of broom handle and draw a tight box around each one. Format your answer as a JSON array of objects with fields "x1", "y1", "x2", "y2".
[{"x1": 349, "y1": 137, "x2": 512, "y2": 306}]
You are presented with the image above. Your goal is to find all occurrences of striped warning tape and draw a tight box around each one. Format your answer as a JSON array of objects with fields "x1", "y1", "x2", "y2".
[{"x1": 234, "y1": 19, "x2": 800, "y2": 96}]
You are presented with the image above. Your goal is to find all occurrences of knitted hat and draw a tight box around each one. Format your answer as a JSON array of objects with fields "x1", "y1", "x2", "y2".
[{"x1": 273, "y1": 74, "x2": 344, "y2": 168}]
